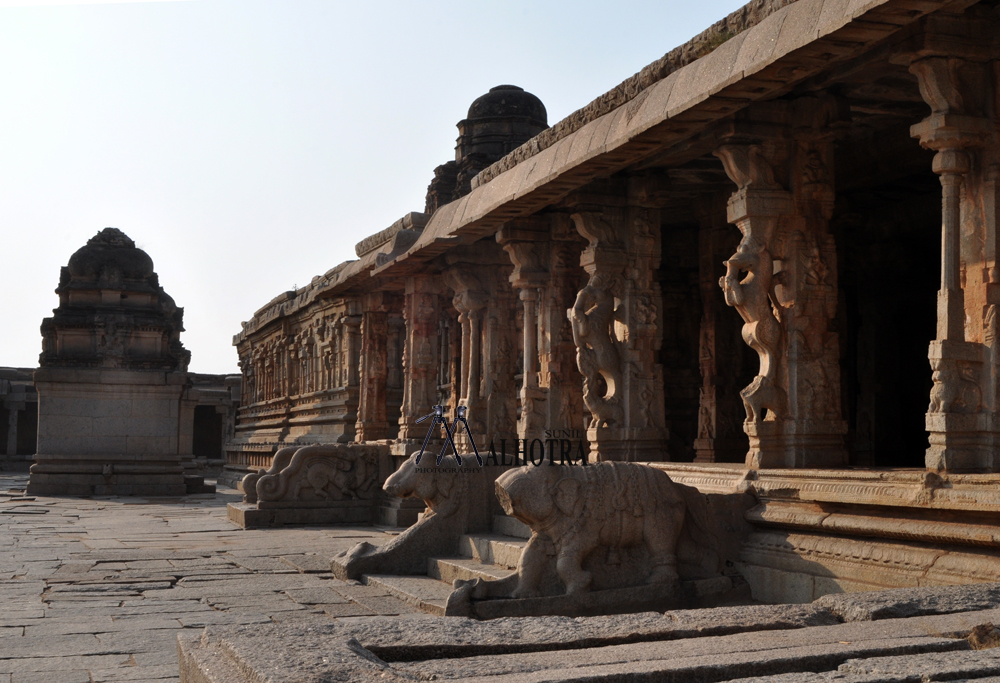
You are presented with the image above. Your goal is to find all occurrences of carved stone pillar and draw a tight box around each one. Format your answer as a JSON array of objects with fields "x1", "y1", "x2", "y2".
[
  {"x1": 546, "y1": 218, "x2": 589, "y2": 437},
  {"x1": 394, "y1": 275, "x2": 442, "y2": 453},
  {"x1": 343, "y1": 316, "x2": 361, "y2": 388},
  {"x1": 498, "y1": 227, "x2": 550, "y2": 442},
  {"x1": 356, "y1": 293, "x2": 392, "y2": 442},
  {"x1": 386, "y1": 313, "x2": 404, "y2": 436},
  {"x1": 6, "y1": 405, "x2": 19, "y2": 457},
  {"x1": 569, "y1": 208, "x2": 668, "y2": 462},
  {"x1": 694, "y1": 196, "x2": 749, "y2": 463},
  {"x1": 443, "y1": 245, "x2": 518, "y2": 448},
  {"x1": 444, "y1": 266, "x2": 489, "y2": 439},
  {"x1": 896, "y1": 8, "x2": 1000, "y2": 470},
  {"x1": 714, "y1": 96, "x2": 848, "y2": 468}
]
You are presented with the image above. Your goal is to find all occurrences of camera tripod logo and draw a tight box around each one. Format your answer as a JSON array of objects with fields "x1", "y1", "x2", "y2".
[{"x1": 414, "y1": 405, "x2": 483, "y2": 467}]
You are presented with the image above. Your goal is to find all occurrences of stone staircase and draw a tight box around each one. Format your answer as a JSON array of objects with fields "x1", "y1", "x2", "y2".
[{"x1": 362, "y1": 515, "x2": 530, "y2": 615}]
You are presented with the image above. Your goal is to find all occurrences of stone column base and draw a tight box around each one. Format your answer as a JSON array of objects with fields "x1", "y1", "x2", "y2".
[
  {"x1": 925, "y1": 413, "x2": 996, "y2": 471},
  {"x1": 694, "y1": 437, "x2": 748, "y2": 464},
  {"x1": 390, "y1": 439, "x2": 442, "y2": 458},
  {"x1": 31, "y1": 370, "x2": 190, "y2": 496},
  {"x1": 356, "y1": 423, "x2": 392, "y2": 443},
  {"x1": 588, "y1": 427, "x2": 669, "y2": 462},
  {"x1": 377, "y1": 494, "x2": 425, "y2": 527},
  {"x1": 745, "y1": 420, "x2": 847, "y2": 469},
  {"x1": 28, "y1": 455, "x2": 186, "y2": 496}
]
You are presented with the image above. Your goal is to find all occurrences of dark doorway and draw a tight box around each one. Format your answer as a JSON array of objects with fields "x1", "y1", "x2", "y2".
[
  {"x1": 17, "y1": 406, "x2": 37, "y2": 456},
  {"x1": 835, "y1": 172, "x2": 940, "y2": 467},
  {"x1": 193, "y1": 405, "x2": 223, "y2": 459}
]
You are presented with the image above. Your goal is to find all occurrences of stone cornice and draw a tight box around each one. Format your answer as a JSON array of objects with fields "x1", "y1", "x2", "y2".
[
  {"x1": 233, "y1": 213, "x2": 428, "y2": 345},
  {"x1": 354, "y1": 212, "x2": 429, "y2": 258},
  {"x1": 472, "y1": 0, "x2": 799, "y2": 189},
  {"x1": 371, "y1": 0, "x2": 972, "y2": 278}
]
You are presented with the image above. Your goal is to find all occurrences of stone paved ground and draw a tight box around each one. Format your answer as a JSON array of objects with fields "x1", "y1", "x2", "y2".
[{"x1": 0, "y1": 473, "x2": 414, "y2": 683}]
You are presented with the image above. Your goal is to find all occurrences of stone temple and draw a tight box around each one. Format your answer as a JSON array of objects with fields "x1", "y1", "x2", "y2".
[
  {"x1": 16, "y1": 0, "x2": 1000, "y2": 680},
  {"x1": 28, "y1": 228, "x2": 221, "y2": 496},
  {"x1": 217, "y1": 0, "x2": 1000, "y2": 630}
]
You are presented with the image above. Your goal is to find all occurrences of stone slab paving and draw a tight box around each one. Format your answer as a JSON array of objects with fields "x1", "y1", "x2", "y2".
[{"x1": 0, "y1": 473, "x2": 403, "y2": 682}]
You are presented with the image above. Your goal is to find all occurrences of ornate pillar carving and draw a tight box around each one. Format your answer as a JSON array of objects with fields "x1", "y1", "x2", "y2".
[
  {"x1": 444, "y1": 266, "x2": 489, "y2": 438},
  {"x1": 694, "y1": 196, "x2": 749, "y2": 462},
  {"x1": 498, "y1": 225, "x2": 550, "y2": 442},
  {"x1": 343, "y1": 316, "x2": 361, "y2": 388},
  {"x1": 568, "y1": 206, "x2": 668, "y2": 462},
  {"x1": 895, "y1": 7, "x2": 1000, "y2": 470},
  {"x1": 546, "y1": 217, "x2": 589, "y2": 437},
  {"x1": 394, "y1": 275, "x2": 442, "y2": 452},
  {"x1": 356, "y1": 292, "x2": 396, "y2": 442},
  {"x1": 714, "y1": 95, "x2": 848, "y2": 468},
  {"x1": 444, "y1": 244, "x2": 518, "y2": 448}
]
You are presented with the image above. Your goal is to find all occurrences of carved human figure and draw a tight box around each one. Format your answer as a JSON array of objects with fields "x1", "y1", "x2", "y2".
[
  {"x1": 495, "y1": 462, "x2": 685, "y2": 596},
  {"x1": 718, "y1": 235, "x2": 786, "y2": 423},
  {"x1": 568, "y1": 273, "x2": 624, "y2": 428}
]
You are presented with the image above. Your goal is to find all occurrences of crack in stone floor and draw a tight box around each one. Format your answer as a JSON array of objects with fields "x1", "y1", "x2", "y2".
[{"x1": 0, "y1": 473, "x2": 415, "y2": 683}]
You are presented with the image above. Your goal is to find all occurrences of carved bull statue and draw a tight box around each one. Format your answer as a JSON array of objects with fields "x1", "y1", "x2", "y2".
[
  {"x1": 331, "y1": 452, "x2": 499, "y2": 580},
  {"x1": 495, "y1": 461, "x2": 691, "y2": 597}
]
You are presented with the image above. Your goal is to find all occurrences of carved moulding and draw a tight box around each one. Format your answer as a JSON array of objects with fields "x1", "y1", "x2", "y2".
[
  {"x1": 229, "y1": 443, "x2": 386, "y2": 528},
  {"x1": 740, "y1": 530, "x2": 1000, "y2": 604}
]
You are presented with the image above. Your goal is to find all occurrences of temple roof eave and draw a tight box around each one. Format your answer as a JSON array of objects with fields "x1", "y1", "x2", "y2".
[
  {"x1": 232, "y1": 213, "x2": 430, "y2": 345},
  {"x1": 234, "y1": 0, "x2": 961, "y2": 345},
  {"x1": 369, "y1": 0, "x2": 958, "y2": 278}
]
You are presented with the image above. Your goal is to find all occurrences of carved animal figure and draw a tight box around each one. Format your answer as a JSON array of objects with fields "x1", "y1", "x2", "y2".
[
  {"x1": 739, "y1": 375, "x2": 787, "y2": 424},
  {"x1": 241, "y1": 445, "x2": 378, "y2": 505},
  {"x1": 296, "y1": 455, "x2": 376, "y2": 500},
  {"x1": 495, "y1": 462, "x2": 685, "y2": 597},
  {"x1": 928, "y1": 359, "x2": 982, "y2": 414},
  {"x1": 719, "y1": 240, "x2": 785, "y2": 423},
  {"x1": 569, "y1": 273, "x2": 624, "y2": 429},
  {"x1": 332, "y1": 453, "x2": 488, "y2": 580}
]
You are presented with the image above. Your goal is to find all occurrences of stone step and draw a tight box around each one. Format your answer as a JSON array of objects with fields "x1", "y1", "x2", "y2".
[
  {"x1": 427, "y1": 557, "x2": 516, "y2": 584},
  {"x1": 361, "y1": 574, "x2": 453, "y2": 617},
  {"x1": 458, "y1": 534, "x2": 526, "y2": 569},
  {"x1": 184, "y1": 475, "x2": 216, "y2": 495},
  {"x1": 492, "y1": 514, "x2": 531, "y2": 539}
]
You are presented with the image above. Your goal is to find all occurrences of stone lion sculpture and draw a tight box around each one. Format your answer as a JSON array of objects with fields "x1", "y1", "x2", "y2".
[
  {"x1": 331, "y1": 453, "x2": 498, "y2": 580},
  {"x1": 495, "y1": 461, "x2": 690, "y2": 597}
]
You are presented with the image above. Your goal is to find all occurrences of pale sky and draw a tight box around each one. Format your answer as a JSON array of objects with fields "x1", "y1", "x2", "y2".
[{"x1": 0, "y1": 0, "x2": 748, "y2": 374}]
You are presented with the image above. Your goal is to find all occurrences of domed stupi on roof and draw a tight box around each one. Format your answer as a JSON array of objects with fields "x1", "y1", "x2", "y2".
[
  {"x1": 425, "y1": 85, "x2": 548, "y2": 214},
  {"x1": 29, "y1": 228, "x2": 195, "y2": 497}
]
